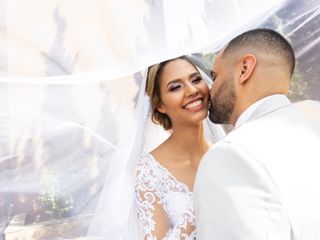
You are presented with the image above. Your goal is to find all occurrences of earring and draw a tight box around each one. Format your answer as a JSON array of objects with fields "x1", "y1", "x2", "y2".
[{"x1": 208, "y1": 101, "x2": 211, "y2": 109}]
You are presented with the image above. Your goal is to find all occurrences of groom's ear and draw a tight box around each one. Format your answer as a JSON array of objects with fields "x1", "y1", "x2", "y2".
[{"x1": 239, "y1": 54, "x2": 256, "y2": 84}]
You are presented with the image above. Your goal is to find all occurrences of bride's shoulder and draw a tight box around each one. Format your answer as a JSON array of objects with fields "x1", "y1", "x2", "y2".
[
  {"x1": 137, "y1": 144, "x2": 168, "y2": 173},
  {"x1": 138, "y1": 143, "x2": 168, "y2": 164},
  {"x1": 139, "y1": 152, "x2": 153, "y2": 162},
  {"x1": 136, "y1": 153, "x2": 162, "y2": 185},
  {"x1": 149, "y1": 140, "x2": 168, "y2": 155},
  {"x1": 137, "y1": 152, "x2": 159, "y2": 169}
]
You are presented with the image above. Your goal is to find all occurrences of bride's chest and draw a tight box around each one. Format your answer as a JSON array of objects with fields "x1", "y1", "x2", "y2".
[{"x1": 160, "y1": 188, "x2": 195, "y2": 224}]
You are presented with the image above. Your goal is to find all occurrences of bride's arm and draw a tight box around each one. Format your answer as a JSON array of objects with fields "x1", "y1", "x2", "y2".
[
  {"x1": 135, "y1": 159, "x2": 171, "y2": 239},
  {"x1": 135, "y1": 189, "x2": 171, "y2": 239}
]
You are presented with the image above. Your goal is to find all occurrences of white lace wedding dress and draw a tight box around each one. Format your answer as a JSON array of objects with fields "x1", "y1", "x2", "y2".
[{"x1": 135, "y1": 153, "x2": 196, "y2": 240}]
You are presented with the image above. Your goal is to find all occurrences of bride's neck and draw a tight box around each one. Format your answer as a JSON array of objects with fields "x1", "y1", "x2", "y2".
[{"x1": 167, "y1": 123, "x2": 209, "y2": 158}]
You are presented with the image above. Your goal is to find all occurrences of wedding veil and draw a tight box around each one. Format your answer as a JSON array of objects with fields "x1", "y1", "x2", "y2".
[{"x1": 1, "y1": 0, "x2": 320, "y2": 239}]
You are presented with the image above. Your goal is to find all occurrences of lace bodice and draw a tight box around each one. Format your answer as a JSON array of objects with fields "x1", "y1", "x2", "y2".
[{"x1": 134, "y1": 154, "x2": 196, "y2": 240}]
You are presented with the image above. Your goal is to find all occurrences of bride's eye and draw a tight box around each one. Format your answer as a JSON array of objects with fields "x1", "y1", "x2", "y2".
[
  {"x1": 192, "y1": 76, "x2": 203, "y2": 84},
  {"x1": 169, "y1": 84, "x2": 181, "y2": 92}
]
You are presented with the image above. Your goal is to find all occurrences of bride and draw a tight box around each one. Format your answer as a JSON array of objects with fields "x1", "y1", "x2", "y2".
[
  {"x1": 134, "y1": 55, "x2": 220, "y2": 239},
  {"x1": 86, "y1": 54, "x2": 225, "y2": 240}
]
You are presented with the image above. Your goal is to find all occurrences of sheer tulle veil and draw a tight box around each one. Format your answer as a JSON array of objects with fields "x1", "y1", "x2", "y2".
[{"x1": 2, "y1": 0, "x2": 320, "y2": 239}]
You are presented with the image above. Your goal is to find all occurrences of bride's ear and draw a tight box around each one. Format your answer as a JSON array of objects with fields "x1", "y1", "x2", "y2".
[
  {"x1": 157, "y1": 104, "x2": 167, "y2": 114},
  {"x1": 239, "y1": 54, "x2": 256, "y2": 84}
]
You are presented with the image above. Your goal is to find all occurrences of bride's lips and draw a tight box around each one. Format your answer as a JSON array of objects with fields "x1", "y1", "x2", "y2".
[{"x1": 183, "y1": 98, "x2": 205, "y2": 112}]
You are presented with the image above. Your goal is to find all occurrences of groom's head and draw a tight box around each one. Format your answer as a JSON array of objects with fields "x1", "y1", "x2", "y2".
[{"x1": 208, "y1": 28, "x2": 295, "y2": 125}]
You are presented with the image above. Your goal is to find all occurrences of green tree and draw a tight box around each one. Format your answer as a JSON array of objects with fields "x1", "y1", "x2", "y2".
[{"x1": 38, "y1": 170, "x2": 74, "y2": 219}]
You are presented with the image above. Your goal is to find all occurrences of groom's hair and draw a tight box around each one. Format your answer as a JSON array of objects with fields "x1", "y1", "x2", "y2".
[{"x1": 222, "y1": 28, "x2": 295, "y2": 76}]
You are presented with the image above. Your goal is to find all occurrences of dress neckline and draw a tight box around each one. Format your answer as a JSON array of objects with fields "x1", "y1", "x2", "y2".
[{"x1": 146, "y1": 153, "x2": 193, "y2": 193}]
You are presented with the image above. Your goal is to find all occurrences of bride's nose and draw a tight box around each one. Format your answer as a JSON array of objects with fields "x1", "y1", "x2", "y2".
[{"x1": 185, "y1": 83, "x2": 199, "y2": 97}]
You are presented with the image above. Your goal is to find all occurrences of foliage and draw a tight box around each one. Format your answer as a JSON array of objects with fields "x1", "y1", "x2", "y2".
[
  {"x1": 262, "y1": 14, "x2": 310, "y2": 101},
  {"x1": 261, "y1": 14, "x2": 283, "y2": 32},
  {"x1": 38, "y1": 170, "x2": 74, "y2": 219},
  {"x1": 202, "y1": 52, "x2": 215, "y2": 73},
  {"x1": 288, "y1": 67, "x2": 310, "y2": 102}
]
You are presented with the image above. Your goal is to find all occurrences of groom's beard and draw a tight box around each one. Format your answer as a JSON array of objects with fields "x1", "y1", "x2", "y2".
[{"x1": 209, "y1": 77, "x2": 236, "y2": 124}]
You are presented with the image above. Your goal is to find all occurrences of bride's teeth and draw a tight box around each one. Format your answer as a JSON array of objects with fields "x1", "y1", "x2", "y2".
[{"x1": 185, "y1": 100, "x2": 202, "y2": 109}]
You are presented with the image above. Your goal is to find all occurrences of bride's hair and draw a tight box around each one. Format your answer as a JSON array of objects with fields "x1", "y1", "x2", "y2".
[{"x1": 145, "y1": 55, "x2": 198, "y2": 130}]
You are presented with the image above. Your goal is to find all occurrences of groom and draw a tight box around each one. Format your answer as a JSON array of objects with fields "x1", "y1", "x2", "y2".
[{"x1": 194, "y1": 28, "x2": 320, "y2": 240}]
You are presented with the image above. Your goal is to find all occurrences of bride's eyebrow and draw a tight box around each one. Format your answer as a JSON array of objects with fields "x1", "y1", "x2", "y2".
[{"x1": 189, "y1": 72, "x2": 201, "y2": 79}]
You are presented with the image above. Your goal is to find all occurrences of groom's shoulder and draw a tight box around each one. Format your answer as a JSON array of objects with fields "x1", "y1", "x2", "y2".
[
  {"x1": 200, "y1": 138, "x2": 258, "y2": 175},
  {"x1": 203, "y1": 136, "x2": 246, "y2": 161},
  {"x1": 202, "y1": 118, "x2": 277, "y2": 162}
]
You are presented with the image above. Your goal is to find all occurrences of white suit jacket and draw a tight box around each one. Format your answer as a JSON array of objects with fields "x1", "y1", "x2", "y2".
[{"x1": 194, "y1": 95, "x2": 320, "y2": 240}]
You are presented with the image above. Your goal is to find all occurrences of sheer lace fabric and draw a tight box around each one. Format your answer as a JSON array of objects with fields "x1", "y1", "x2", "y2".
[{"x1": 135, "y1": 154, "x2": 196, "y2": 240}]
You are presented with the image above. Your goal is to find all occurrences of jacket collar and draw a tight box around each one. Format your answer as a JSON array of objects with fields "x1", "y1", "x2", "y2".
[{"x1": 236, "y1": 94, "x2": 293, "y2": 128}]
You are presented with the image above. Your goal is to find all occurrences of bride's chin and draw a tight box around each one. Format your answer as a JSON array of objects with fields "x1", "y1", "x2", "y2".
[{"x1": 193, "y1": 111, "x2": 209, "y2": 122}]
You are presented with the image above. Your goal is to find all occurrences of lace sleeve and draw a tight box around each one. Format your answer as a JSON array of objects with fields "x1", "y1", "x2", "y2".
[{"x1": 134, "y1": 156, "x2": 171, "y2": 240}]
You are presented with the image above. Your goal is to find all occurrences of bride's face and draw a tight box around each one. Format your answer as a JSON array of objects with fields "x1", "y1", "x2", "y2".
[{"x1": 157, "y1": 59, "x2": 209, "y2": 128}]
